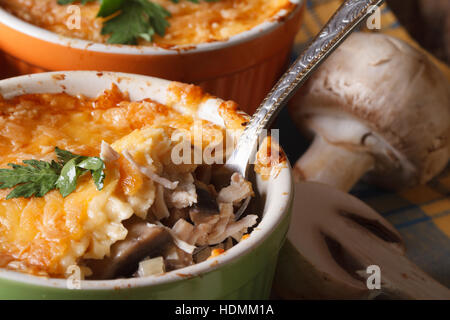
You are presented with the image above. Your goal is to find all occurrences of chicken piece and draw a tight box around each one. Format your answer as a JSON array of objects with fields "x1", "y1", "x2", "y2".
[{"x1": 165, "y1": 173, "x2": 197, "y2": 208}]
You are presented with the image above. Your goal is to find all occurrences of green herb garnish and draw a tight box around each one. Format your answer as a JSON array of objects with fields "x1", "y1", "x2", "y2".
[
  {"x1": 100, "y1": 0, "x2": 171, "y2": 44},
  {"x1": 0, "y1": 147, "x2": 105, "y2": 199},
  {"x1": 57, "y1": 0, "x2": 220, "y2": 45}
]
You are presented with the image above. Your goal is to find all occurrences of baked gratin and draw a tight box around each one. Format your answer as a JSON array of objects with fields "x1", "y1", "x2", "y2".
[
  {"x1": 0, "y1": 80, "x2": 285, "y2": 279},
  {"x1": 0, "y1": 0, "x2": 296, "y2": 46}
]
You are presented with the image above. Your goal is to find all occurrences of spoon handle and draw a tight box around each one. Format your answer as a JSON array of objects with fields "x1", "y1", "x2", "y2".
[{"x1": 230, "y1": 0, "x2": 384, "y2": 169}]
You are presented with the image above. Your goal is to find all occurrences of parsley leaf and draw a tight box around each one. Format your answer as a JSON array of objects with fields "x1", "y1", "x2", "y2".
[
  {"x1": 58, "y1": 0, "x2": 220, "y2": 45},
  {"x1": 0, "y1": 148, "x2": 106, "y2": 199}
]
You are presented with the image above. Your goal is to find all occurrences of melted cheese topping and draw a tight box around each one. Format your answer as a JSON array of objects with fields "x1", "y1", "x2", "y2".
[
  {"x1": 0, "y1": 0, "x2": 294, "y2": 46},
  {"x1": 0, "y1": 84, "x2": 230, "y2": 277}
]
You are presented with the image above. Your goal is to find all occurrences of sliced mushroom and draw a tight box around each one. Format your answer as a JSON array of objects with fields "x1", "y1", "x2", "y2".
[
  {"x1": 85, "y1": 217, "x2": 171, "y2": 280},
  {"x1": 274, "y1": 182, "x2": 450, "y2": 299},
  {"x1": 195, "y1": 165, "x2": 212, "y2": 185},
  {"x1": 190, "y1": 180, "x2": 219, "y2": 215},
  {"x1": 289, "y1": 33, "x2": 450, "y2": 190}
]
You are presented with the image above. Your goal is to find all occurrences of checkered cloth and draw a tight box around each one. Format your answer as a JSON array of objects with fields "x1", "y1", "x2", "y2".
[{"x1": 290, "y1": 0, "x2": 450, "y2": 286}]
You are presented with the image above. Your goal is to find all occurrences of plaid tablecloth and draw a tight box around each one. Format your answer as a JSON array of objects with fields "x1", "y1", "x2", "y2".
[{"x1": 279, "y1": 0, "x2": 450, "y2": 287}]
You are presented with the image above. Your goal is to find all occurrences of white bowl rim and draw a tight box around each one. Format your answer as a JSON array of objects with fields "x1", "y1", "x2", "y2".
[
  {"x1": 0, "y1": 0, "x2": 303, "y2": 55},
  {"x1": 0, "y1": 71, "x2": 293, "y2": 290}
]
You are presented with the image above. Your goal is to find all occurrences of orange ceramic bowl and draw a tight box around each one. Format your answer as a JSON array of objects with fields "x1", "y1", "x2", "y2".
[{"x1": 0, "y1": 1, "x2": 305, "y2": 114}]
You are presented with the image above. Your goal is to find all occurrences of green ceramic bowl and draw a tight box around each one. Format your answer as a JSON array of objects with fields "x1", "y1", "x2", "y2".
[{"x1": 0, "y1": 71, "x2": 294, "y2": 300}]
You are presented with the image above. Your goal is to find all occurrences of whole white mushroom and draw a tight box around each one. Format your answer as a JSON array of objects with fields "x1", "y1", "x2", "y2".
[{"x1": 289, "y1": 32, "x2": 450, "y2": 190}]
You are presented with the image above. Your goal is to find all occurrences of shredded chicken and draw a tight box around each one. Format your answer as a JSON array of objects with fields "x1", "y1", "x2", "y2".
[
  {"x1": 217, "y1": 173, "x2": 254, "y2": 204},
  {"x1": 195, "y1": 165, "x2": 212, "y2": 184},
  {"x1": 188, "y1": 202, "x2": 258, "y2": 247},
  {"x1": 165, "y1": 173, "x2": 197, "y2": 209},
  {"x1": 197, "y1": 202, "x2": 258, "y2": 245},
  {"x1": 190, "y1": 211, "x2": 220, "y2": 225},
  {"x1": 222, "y1": 214, "x2": 259, "y2": 243},
  {"x1": 155, "y1": 222, "x2": 196, "y2": 254},
  {"x1": 137, "y1": 257, "x2": 165, "y2": 277},
  {"x1": 189, "y1": 211, "x2": 220, "y2": 246}
]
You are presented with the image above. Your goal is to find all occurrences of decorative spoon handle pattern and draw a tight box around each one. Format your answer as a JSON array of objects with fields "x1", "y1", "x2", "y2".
[{"x1": 227, "y1": 0, "x2": 385, "y2": 172}]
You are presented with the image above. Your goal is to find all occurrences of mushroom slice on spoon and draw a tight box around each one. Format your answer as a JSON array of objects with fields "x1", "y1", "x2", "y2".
[
  {"x1": 274, "y1": 182, "x2": 450, "y2": 300},
  {"x1": 289, "y1": 33, "x2": 450, "y2": 190}
]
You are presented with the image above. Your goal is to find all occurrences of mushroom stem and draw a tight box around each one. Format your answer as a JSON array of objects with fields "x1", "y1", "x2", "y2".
[{"x1": 294, "y1": 135, "x2": 375, "y2": 191}]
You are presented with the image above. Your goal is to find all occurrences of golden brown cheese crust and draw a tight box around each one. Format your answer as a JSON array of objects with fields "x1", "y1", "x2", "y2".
[
  {"x1": 0, "y1": 0, "x2": 294, "y2": 46},
  {"x1": 0, "y1": 81, "x2": 285, "y2": 277}
]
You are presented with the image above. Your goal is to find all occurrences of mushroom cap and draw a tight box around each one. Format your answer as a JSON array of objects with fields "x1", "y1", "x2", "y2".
[{"x1": 289, "y1": 32, "x2": 450, "y2": 188}]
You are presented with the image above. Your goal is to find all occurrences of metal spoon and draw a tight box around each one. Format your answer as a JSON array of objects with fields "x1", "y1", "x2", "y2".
[{"x1": 227, "y1": 0, "x2": 385, "y2": 219}]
